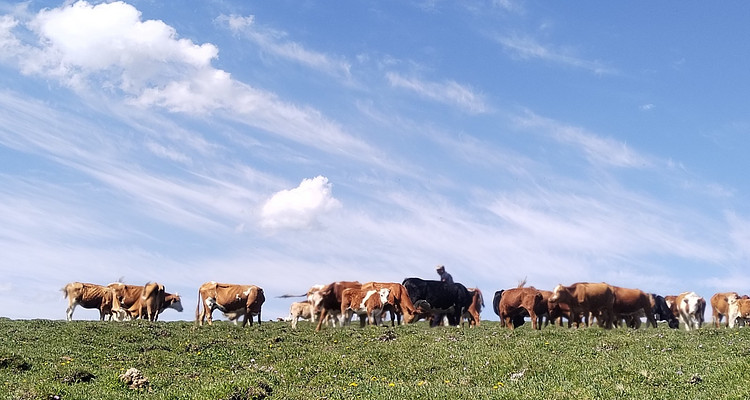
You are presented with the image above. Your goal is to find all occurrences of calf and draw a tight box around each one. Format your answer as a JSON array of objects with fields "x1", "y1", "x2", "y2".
[
  {"x1": 710, "y1": 292, "x2": 740, "y2": 328},
  {"x1": 402, "y1": 278, "x2": 472, "y2": 327},
  {"x1": 492, "y1": 290, "x2": 526, "y2": 328},
  {"x1": 340, "y1": 288, "x2": 391, "y2": 327},
  {"x1": 497, "y1": 286, "x2": 544, "y2": 330},
  {"x1": 650, "y1": 293, "x2": 679, "y2": 329},
  {"x1": 108, "y1": 282, "x2": 144, "y2": 320},
  {"x1": 286, "y1": 300, "x2": 314, "y2": 329},
  {"x1": 461, "y1": 288, "x2": 484, "y2": 327}
]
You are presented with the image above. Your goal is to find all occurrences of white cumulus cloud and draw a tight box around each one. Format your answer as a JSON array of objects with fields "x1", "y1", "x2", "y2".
[{"x1": 261, "y1": 176, "x2": 341, "y2": 230}]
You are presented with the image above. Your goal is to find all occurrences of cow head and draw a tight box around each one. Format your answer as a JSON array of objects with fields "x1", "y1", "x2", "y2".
[
  {"x1": 549, "y1": 284, "x2": 569, "y2": 304},
  {"x1": 167, "y1": 293, "x2": 184, "y2": 312},
  {"x1": 377, "y1": 288, "x2": 390, "y2": 307}
]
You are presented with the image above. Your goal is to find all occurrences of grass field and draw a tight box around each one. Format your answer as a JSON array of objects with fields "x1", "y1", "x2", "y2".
[{"x1": 2, "y1": 318, "x2": 750, "y2": 399}]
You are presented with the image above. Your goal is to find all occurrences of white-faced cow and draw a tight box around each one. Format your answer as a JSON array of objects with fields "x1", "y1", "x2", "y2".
[
  {"x1": 196, "y1": 281, "x2": 265, "y2": 327},
  {"x1": 549, "y1": 282, "x2": 615, "y2": 329},
  {"x1": 710, "y1": 292, "x2": 740, "y2": 328},
  {"x1": 402, "y1": 278, "x2": 472, "y2": 327},
  {"x1": 62, "y1": 282, "x2": 121, "y2": 321},
  {"x1": 361, "y1": 282, "x2": 424, "y2": 325},
  {"x1": 674, "y1": 291, "x2": 705, "y2": 331},
  {"x1": 727, "y1": 296, "x2": 750, "y2": 328}
]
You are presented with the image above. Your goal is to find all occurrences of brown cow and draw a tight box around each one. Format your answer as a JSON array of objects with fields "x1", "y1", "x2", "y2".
[
  {"x1": 460, "y1": 288, "x2": 484, "y2": 327},
  {"x1": 312, "y1": 281, "x2": 362, "y2": 331},
  {"x1": 127, "y1": 291, "x2": 183, "y2": 321},
  {"x1": 62, "y1": 282, "x2": 121, "y2": 321},
  {"x1": 340, "y1": 288, "x2": 391, "y2": 326},
  {"x1": 361, "y1": 282, "x2": 424, "y2": 325},
  {"x1": 610, "y1": 286, "x2": 657, "y2": 329},
  {"x1": 196, "y1": 281, "x2": 265, "y2": 327},
  {"x1": 108, "y1": 282, "x2": 144, "y2": 320},
  {"x1": 497, "y1": 286, "x2": 544, "y2": 330},
  {"x1": 710, "y1": 292, "x2": 740, "y2": 328},
  {"x1": 549, "y1": 282, "x2": 615, "y2": 329}
]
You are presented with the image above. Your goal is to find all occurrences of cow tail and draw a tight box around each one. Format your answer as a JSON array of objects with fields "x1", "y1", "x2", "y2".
[{"x1": 61, "y1": 284, "x2": 70, "y2": 298}]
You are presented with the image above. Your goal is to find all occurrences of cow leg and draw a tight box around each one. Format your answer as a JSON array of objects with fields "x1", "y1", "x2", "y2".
[
  {"x1": 66, "y1": 301, "x2": 77, "y2": 321},
  {"x1": 315, "y1": 308, "x2": 328, "y2": 331},
  {"x1": 529, "y1": 310, "x2": 539, "y2": 330}
]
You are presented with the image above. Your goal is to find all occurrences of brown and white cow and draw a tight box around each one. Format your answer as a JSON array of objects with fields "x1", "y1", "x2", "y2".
[
  {"x1": 127, "y1": 291, "x2": 183, "y2": 321},
  {"x1": 196, "y1": 281, "x2": 265, "y2": 327},
  {"x1": 549, "y1": 282, "x2": 615, "y2": 329},
  {"x1": 108, "y1": 282, "x2": 144, "y2": 320},
  {"x1": 340, "y1": 288, "x2": 391, "y2": 327},
  {"x1": 611, "y1": 286, "x2": 657, "y2": 329},
  {"x1": 497, "y1": 286, "x2": 544, "y2": 330},
  {"x1": 361, "y1": 282, "x2": 424, "y2": 325},
  {"x1": 710, "y1": 292, "x2": 740, "y2": 328},
  {"x1": 312, "y1": 281, "x2": 362, "y2": 331},
  {"x1": 62, "y1": 282, "x2": 121, "y2": 321},
  {"x1": 674, "y1": 291, "x2": 705, "y2": 331},
  {"x1": 727, "y1": 296, "x2": 750, "y2": 328},
  {"x1": 460, "y1": 288, "x2": 484, "y2": 327}
]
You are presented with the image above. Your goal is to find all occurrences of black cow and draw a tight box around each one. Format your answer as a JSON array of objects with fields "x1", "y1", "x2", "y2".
[
  {"x1": 651, "y1": 293, "x2": 679, "y2": 329},
  {"x1": 402, "y1": 278, "x2": 472, "y2": 327},
  {"x1": 492, "y1": 290, "x2": 526, "y2": 328}
]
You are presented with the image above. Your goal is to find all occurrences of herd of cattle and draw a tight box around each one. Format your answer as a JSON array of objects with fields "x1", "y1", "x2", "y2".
[{"x1": 61, "y1": 279, "x2": 750, "y2": 331}]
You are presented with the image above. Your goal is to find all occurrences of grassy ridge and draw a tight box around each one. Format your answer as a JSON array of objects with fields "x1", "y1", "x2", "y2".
[{"x1": 1, "y1": 319, "x2": 750, "y2": 399}]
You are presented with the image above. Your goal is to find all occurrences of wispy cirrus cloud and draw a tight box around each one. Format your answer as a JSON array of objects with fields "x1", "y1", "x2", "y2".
[
  {"x1": 496, "y1": 34, "x2": 617, "y2": 75},
  {"x1": 514, "y1": 111, "x2": 651, "y2": 169},
  {"x1": 386, "y1": 72, "x2": 489, "y2": 114},
  {"x1": 216, "y1": 14, "x2": 352, "y2": 79}
]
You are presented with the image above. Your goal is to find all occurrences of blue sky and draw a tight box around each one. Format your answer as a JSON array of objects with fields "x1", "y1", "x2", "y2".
[{"x1": 1, "y1": 1, "x2": 749, "y2": 321}]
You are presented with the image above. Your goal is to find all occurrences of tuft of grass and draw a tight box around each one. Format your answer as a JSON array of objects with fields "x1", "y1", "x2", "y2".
[{"x1": 1, "y1": 319, "x2": 750, "y2": 399}]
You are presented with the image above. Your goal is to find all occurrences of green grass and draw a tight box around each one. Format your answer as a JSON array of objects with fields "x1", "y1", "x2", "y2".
[{"x1": 2, "y1": 318, "x2": 750, "y2": 399}]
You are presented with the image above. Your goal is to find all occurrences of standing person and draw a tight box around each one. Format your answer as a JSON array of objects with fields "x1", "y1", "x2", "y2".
[{"x1": 436, "y1": 265, "x2": 453, "y2": 284}]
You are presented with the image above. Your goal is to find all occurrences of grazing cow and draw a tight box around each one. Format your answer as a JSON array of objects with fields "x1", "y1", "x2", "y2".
[
  {"x1": 461, "y1": 288, "x2": 484, "y2": 327},
  {"x1": 549, "y1": 282, "x2": 615, "y2": 329},
  {"x1": 361, "y1": 282, "x2": 423, "y2": 325},
  {"x1": 727, "y1": 297, "x2": 750, "y2": 328},
  {"x1": 710, "y1": 292, "x2": 740, "y2": 328},
  {"x1": 492, "y1": 290, "x2": 526, "y2": 328},
  {"x1": 313, "y1": 281, "x2": 362, "y2": 331},
  {"x1": 108, "y1": 282, "x2": 145, "y2": 320},
  {"x1": 196, "y1": 282, "x2": 265, "y2": 327},
  {"x1": 674, "y1": 291, "x2": 705, "y2": 331},
  {"x1": 497, "y1": 286, "x2": 544, "y2": 330},
  {"x1": 611, "y1": 286, "x2": 657, "y2": 329},
  {"x1": 402, "y1": 278, "x2": 473, "y2": 327},
  {"x1": 286, "y1": 300, "x2": 314, "y2": 329},
  {"x1": 650, "y1": 294, "x2": 679, "y2": 329},
  {"x1": 341, "y1": 288, "x2": 391, "y2": 326},
  {"x1": 62, "y1": 282, "x2": 121, "y2": 321}
]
